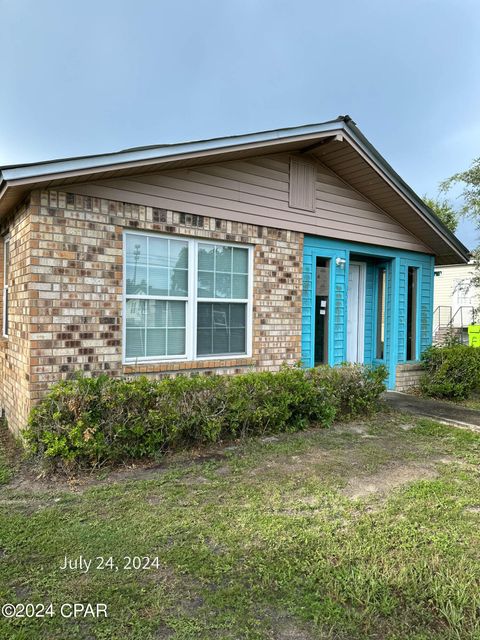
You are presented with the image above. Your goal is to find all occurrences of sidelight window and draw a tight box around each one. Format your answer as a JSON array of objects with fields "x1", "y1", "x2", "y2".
[
  {"x1": 376, "y1": 267, "x2": 386, "y2": 360},
  {"x1": 124, "y1": 232, "x2": 252, "y2": 362},
  {"x1": 406, "y1": 267, "x2": 418, "y2": 361}
]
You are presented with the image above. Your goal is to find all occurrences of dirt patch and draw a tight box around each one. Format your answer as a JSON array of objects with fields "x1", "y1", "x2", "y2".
[
  {"x1": 0, "y1": 422, "x2": 20, "y2": 463},
  {"x1": 343, "y1": 462, "x2": 438, "y2": 499},
  {"x1": 332, "y1": 422, "x2": 370, "y2": 435},
  {"x1": 0, "y1": 413, "x2": 448, "y2": 496},
  {"x1": 180, "y1": 475, "x2": 210, "y2": 486},
  {"x1": 266, "y1": 610, "x2": 316, "y2": 640},
  {"x1": 3, "y1": 447, "x2": 230, "y2": 495},
  {"x1": 215, "y1": 465, "x2": 231, "y2": 477},
  {"x1": 273, "y1": 624, "x2": 313, "y2": 640},
  {"x1": 0, "y1": 495, "x2": 58, "y2": 514},
  {"x1": 399, "y1": 423, "x2": 417, "y2": 431},
  {"x1": 154, "y1": 625, "x2": 175, "y2": 639},
  {"x1": 465, "y1": 506, "x2": 480, "y2": 514},
  {"x1": 269, "y1": 494, "x2": 325, "y2": 517}
]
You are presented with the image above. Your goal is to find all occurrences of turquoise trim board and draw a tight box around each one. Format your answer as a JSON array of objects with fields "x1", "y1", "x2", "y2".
[{"x1": 301, "y1": 236, "x2": 435, "y2": 389}]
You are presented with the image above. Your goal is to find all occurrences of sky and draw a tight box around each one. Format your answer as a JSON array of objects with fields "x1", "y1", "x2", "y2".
[{"x1": 1, "y1": 0, "x2": 479, "y2": 247}]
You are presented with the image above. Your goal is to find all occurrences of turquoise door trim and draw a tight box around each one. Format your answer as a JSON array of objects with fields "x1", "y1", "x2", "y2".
[
  {"x1": 371, "y1": 264, "x2": 381, "y2": 365},
  {"x1": 302, "y1": 236, "x2": 435, "y2": 389},
  {"x1": 389, "y1": 257, "x2": 401, "y2": 389},
  {"x1": 397, "y1": 256, "x2": 434, "y2": 363},
  {"x1": 369, "y1": 258, "x2": 397, "y2": 388},
  {"x1": 303, "y1": 247, "x2": 346, "y2": 368}
]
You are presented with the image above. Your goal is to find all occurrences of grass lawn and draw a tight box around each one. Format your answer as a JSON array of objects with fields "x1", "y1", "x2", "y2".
[
  {"x1": 448, "y1": 393, "x2": 480, "y2": 411},
  {"x1": 1, "y1": 412, "x2": 480, "y2": 639}
]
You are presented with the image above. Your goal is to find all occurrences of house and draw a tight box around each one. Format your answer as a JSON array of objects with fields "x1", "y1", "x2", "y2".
[
  {"x1": 433, "y1": 261, "x2": 478, "y2": 343},
  {"x1": 0, "y1": 116, "x2": 469, "y2": 434}
]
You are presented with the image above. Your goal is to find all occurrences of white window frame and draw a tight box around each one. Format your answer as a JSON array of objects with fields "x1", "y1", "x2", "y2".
[
  {"x1": 2, "y1": 235, "x2": 9, "y2": 338},
  {"x1": 122, "y1": 230, "x2": 253, "y2": 364}
]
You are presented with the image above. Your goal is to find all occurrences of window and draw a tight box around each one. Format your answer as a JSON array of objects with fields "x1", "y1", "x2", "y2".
[
  {"x1": 2, "y1": 236, "x2": 9, "y2": 338},
  {"x1": 196, "y1": 243, "x2": 249, "y2": 357},
  {"x1": 453, "y1": 278, "x2": 473, "y2": 308},
  {"x1": 123, "y1": 232, "x2": 252, "y2": 362},
  {"x1": 375, "y1": 267, "x2": 386, "y2": 360},
  {"x1": 406, "y1": 267, "x2": 418, "y2": 361},
  {"x1": 314, "y1": 257, "x2": 330, "y2": 365},
  {"x1": 125, "y1": 234, "x2": 188, "y2": 359}
]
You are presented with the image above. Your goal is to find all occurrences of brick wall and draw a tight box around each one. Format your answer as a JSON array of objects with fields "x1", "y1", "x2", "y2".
[
  {"x1": 0, "y1": 199, "x2": 35, "y2": 434},
  {"x1": 395, "y1": 363, "x2": 424, "y2": 392},
  {"x1": 9, "y1": 189, "x2": 302, "y2": 429}
]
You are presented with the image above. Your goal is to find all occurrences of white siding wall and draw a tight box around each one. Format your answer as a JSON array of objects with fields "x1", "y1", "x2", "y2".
[{"x1": 434, "y1": 264, "x2": 479, "y2": 326}]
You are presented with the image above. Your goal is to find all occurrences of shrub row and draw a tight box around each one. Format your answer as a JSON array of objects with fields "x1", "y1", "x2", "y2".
[
  {"x1": 420, "y1": 344, "x2": 480, "y2": 400},
  {"x1": 25, "y1": 364, "x2": 387, "y2": 470}
]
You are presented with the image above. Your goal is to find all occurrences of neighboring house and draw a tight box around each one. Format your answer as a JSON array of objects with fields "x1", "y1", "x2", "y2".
[
  {"x1": 433, "y1": 261, "x2": 478, "y2": 342},
  {"x1": 0, "y1": 116, "x2": 469, "y2": 433}
]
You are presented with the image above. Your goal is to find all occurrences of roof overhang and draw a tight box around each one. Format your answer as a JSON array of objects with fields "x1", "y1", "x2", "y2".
[{"x1": 0, "y1": 116, "x2": 470, "y2": 264}]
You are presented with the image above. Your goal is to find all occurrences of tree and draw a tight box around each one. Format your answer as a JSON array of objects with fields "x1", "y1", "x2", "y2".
[
  {"x1": 441, "y1": 157, "x2": 480, "y2": 317},
  {"x1": 423, "y1": 195, "x2": 459, "y2": 233},
  {"x1": 440, "y1": 158, "x2": 480, "y2": 219}
]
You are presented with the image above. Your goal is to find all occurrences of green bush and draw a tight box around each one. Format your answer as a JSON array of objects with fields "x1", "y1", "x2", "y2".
[
  {"x1": 224, "y1": 367, "x2": 336, "y2": 438},
  {"x1": 312, "y1": 363, "x2": 388, "y2": 419},
  {"x1": 420, "y1": 344, "x2": 480, "y2": 399},
  {"x1": 24, "y1": 364, "x2": 387, "y2": 471}
]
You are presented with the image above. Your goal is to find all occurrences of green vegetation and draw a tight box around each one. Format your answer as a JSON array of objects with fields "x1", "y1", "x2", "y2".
[
  {"x1": 0, "y1": 421, "x2": 16, "y2": 485},
  {"x1": 457, "y1": 393, "x2": 480, "y2": 410},
  {"x1": 420, "y1": 343, "x2": 480, "y2": 399},
  {"x1": 0, "y1": 449, "x2": 11, "y2": 486},
  {"x1": 24, "y1": 365, "x2": 387, "y2": 471},
  {"x1": 440, "y1": 157, "x2": 480, "y2": 309},
  {"x1": 440, "y1": 157, "x2": 480, "y2": 220},
  {"x1": 423, "y1": 195, "x2": 458, "y2": 233},
  {"x1": 1, "y1": 413, "x2": 480, "y2": 639}
]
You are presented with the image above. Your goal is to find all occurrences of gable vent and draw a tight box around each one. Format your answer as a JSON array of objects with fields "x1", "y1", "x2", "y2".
[{"x1": 289, "y1": 157, "x2": 316, "y2": 211}]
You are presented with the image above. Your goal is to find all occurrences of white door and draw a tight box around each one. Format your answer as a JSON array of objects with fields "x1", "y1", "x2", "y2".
[{"x1": 347, "y1": 262, "x2": 366, "y2": 363}]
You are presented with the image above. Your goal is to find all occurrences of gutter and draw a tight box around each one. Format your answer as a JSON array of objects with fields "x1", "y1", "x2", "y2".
[{"x1": 0, "y1": 119, "x2": 345, "y2": 182}]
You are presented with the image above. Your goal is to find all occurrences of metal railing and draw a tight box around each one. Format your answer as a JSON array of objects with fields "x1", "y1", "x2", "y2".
[
  {"x1": 447, "y1": 305, "x2": 475, "y2": 330},
  {"x1": 433, "y1": 305, "x2": 476, "y2": 345},
  {"x1": 433, "y1": 305, "x2": 452, "y2": 338}
]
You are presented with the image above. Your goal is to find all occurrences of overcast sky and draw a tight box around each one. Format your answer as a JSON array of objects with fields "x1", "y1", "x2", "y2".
[{"x1": 1, "y1": 0, "x2": 479, "y2": 247}]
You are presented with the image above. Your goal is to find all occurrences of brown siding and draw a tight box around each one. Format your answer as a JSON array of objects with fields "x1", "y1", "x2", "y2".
[
  {"x1": 61, "y1": 153, "x2": 433, "y2": 255},
  {"x1": 314, "y1": 140, "x2": 459, "y2": 263}
]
